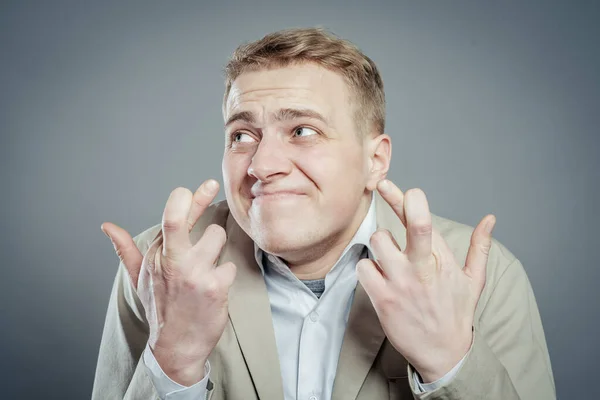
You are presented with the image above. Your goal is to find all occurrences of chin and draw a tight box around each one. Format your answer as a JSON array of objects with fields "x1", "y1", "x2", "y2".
[{"x1": 250, "y1": 220, "x2": 321, "y2": 257}]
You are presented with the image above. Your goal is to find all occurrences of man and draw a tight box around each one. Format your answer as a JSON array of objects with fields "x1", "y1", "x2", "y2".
[{"x1": 92, "y1": 28, "x2": 555, "y2": 399}]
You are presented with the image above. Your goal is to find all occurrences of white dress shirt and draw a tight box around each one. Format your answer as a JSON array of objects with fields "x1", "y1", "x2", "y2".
[{"x1": 143, "y1": 195, "x2": 468, "y2": 399}]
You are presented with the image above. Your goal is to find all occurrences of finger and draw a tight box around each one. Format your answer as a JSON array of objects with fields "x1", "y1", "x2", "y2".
[
  {"x1": 191, "y1": 224, "x2": 228, "y2": 268},
  {"x1": 376, "y1": 179, "x2": 407, "y2": 226},
  {"x1": 187, "y1": 180, "x2": 220, "y2": 232},
  {"x1": 464, "y1": 215, "x2": 496, "y2": 293},
  {"x1": 356, "y1": 258, "x2": 387, "y2": 300},
  {"x1": 404, "y1": 189, "x2": 434, "y2": 268},
  {"x1": 214, "y1": 261, "x2": 237, "y2": 289},
  {"x1": 383, "y1": 228, "x2": 402, "y2": 251},
  {"x1": 162, "y1": 187, "x2": 194, "y2": 256},
  {"x1": 369, "y1": 229, "x2": 404, "y2": 279},
  {"x1": 101, "y1": 222, "x2": 143, "y2": 289}
]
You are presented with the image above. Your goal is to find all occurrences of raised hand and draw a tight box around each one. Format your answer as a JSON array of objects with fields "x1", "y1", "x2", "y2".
[
  {"x1": 101, "y1": 180, "x2": 236, "y2": 385},
  {"x1": 357, "y1": 179, "x2": 496, "y2": 383}
]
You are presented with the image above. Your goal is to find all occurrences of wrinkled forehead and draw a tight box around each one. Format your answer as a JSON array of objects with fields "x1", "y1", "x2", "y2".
[{"x1": 223, "y1": 64, "x2": 354, "y2": 124}]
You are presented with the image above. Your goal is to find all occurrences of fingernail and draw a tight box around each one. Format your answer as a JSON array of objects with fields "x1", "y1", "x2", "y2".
[
  {"x1": 202, "y1": 179, "x2": 218, "y2": 194},
  {"x1": 485, "y1": 216, "x2": 496, "y2": 234}
]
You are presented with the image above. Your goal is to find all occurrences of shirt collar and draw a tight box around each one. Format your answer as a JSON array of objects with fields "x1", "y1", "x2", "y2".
[{"x1": 253, "y1": 192, "x2": 378, "y2": 275}]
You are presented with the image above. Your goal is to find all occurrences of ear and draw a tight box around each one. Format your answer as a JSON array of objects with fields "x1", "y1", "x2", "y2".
[{"x1": 365, "y1": 133, "x2": 391, "y2": 191}]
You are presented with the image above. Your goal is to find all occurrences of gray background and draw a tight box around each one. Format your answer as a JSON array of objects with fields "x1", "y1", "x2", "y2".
[{"x1": 1, "y1": 1, "x2": 598, "y2": 398}]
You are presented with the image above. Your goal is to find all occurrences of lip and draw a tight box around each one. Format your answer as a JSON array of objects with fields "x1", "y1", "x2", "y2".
[
  {"x1": 250, "y1": 185, "x2": 305, "y2": 197},
  {"x1": 252, "y1": 191, "x2": 305, "y2": 199},
  {"x1": 250, "y1": 189, "x2": 307, "y2": 203}
]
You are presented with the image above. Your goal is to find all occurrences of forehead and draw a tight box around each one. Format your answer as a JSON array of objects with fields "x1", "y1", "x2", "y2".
[{"x1": 224, "y1": 63, "x2": 352, "y2": 122}]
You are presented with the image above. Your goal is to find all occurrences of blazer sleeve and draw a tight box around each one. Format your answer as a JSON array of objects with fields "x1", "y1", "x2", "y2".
[
  {"x1": 408, "y1": 257, "x2": 556, "y2": 399},
  {"x1": 90, "y1": 224, "x2": 159, "y2": 399}
]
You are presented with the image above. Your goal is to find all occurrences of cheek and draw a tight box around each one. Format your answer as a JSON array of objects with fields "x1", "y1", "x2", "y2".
[
  {"x1": 222, "y1": 154, "x2": 253, "y2": 224},
  {"x1": 222, "y1": 154, "x2": 251, "y2": 209},
  {"x1": 223, "y1": 153, "x2": 250, "y2": 186},
  {"x1": 298, "y1": 145, "x2": 367, "y2": 189}
]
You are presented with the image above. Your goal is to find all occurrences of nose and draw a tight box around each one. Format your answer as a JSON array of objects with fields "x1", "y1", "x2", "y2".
[{"x1": 247, "y1": 135, "x2": 292, "y2": 182}]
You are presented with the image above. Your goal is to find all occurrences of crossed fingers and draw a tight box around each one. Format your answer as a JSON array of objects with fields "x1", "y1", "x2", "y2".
[
  {"x1": 371, "y1": 179, "x2": 495, "y2": 289},
  {"x1": 161, "y1": 180, "x2": 219, "y2": 254},
  {"x1": 373, "y1": 180, "x2": 443, "y2": 278},
  {"x1": 143, "y1": 179, "x2": 225, "y2": 279}
]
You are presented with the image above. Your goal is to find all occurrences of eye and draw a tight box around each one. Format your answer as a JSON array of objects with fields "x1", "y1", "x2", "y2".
[
  {"x1": 293, "y1": 126, "x2": 318, "y2": 137},
  {"x1": 233, "y1": 132, "x2": 256, "y2": 143}
]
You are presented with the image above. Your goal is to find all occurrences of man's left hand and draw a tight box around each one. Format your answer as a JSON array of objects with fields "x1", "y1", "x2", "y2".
[{"x1": 357, "y1": 179, "x2": 496, "y2": 383}]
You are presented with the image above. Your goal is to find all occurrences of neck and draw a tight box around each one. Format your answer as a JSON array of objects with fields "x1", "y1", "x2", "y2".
[{"x1": 281, "y1": 194, "x2": 372, "y2": 280}]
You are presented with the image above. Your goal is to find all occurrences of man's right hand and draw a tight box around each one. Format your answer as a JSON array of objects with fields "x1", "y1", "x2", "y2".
[{"x1": 100, "y1": 179, "x2": 237, "y2": 386}]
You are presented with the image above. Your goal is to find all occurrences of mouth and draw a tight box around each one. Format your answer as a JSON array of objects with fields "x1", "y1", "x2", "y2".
[{"x1": 251, "y1": 191, "x2": 306, "y2": 203}]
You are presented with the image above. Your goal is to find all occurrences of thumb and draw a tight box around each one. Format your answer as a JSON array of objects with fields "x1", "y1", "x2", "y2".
[
  {"x1": 101, "y1": 222, "x2": 143, "y2": 289},
  {"x1": 356, "y1": 258, "x2": 386, "y2": 302},
  {"x1": 463, "y1": 215, "x2": 496, "y2": 296}
]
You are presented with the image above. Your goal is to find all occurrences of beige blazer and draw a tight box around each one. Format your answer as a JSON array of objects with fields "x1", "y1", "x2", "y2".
[{"x1": 92, "y1": 193, "x2": 556, "y2": 399}]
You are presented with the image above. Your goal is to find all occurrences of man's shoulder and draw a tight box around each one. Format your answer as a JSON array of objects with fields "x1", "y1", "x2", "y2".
[{"x1": 131, "y1": 199, "x2": 231, "y2": 254}]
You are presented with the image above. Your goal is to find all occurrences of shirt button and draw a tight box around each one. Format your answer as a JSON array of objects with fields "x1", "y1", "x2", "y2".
[
  {"x1": 309, "y1": 312, "x2": 319, "y2": 322},
  {"x1": 309, "y1": 396, "x2": 318, "y2": 400}
]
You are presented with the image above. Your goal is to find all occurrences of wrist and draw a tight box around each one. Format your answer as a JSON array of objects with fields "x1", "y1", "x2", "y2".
[
  {"x1": 151, "y1": 345, "x2": 208, "y2": 386},
  {"x1": 416, "y1": 334, "x2": 472, "y2": 383},
  {"x1": 416, "y1": 360, "x2": 456, "y2": 384}
]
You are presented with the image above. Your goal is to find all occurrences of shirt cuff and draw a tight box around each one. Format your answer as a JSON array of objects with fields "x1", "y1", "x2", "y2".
[
  {"x1": 412, "y1": 345, "x2": 471, "y2": 394},
  {"x1": 143, "y1": 343, "x2": 210, "y2": 400}
]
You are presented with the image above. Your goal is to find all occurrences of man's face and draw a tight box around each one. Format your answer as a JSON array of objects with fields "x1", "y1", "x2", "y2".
[{"x1": 222, "y1": 63, "x2": 378, "y2": 260}]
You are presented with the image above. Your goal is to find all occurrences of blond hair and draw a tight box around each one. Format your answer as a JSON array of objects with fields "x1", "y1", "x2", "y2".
[{"x1": 223, "y1": 27, "x2": 385, "y2": 136}]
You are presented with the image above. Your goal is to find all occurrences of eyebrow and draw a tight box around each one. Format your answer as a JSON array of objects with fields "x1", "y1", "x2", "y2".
[
  {"x1": 225, "y1": 110, "x2": 255, "y2": 127},
  {"x1": 225, "y1": 108, "x2": 330, "y2": 127}
]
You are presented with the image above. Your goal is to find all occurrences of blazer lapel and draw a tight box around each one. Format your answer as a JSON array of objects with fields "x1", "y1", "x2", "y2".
[
  {"x1": 219, "y1": 213, "x2": 284, "y2": 400},
  {"x1": 331, "y1": 192, "x2": 408, "y2": 400},
  {"x1": 331, "y1": 280, "x2": 386, "y2": 400}
]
